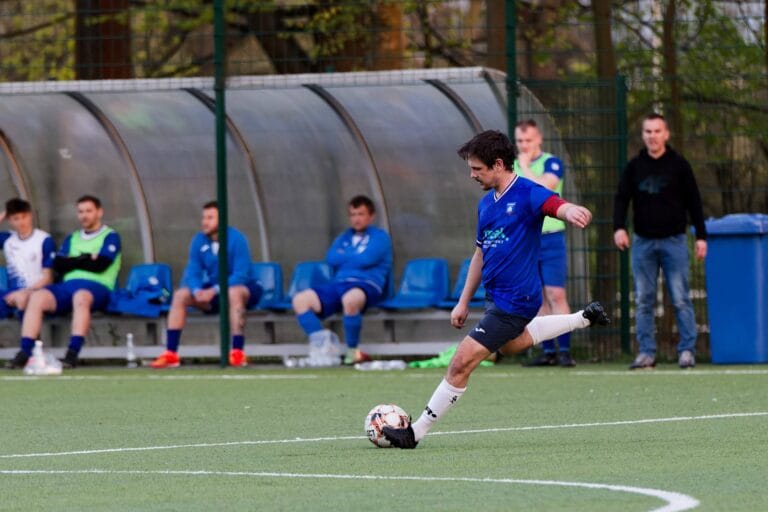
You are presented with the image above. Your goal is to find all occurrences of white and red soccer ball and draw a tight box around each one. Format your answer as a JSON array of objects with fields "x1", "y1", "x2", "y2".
[{"x1": 364, "y1": 404, "x2": 409, "y2": 448}]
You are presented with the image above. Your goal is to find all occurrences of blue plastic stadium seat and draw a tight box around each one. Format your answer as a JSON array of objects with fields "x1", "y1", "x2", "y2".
[
  {"x1": 437, "y1": 258, "x2": 487, "y2": 309},
  {"x1": 378, "y1": 258, "x2": 450, "y2": 310},
  {"x1": 250, "y1": 262, "x2": 284, "y2": 310},
  {"x1": 107, "y1": 263, "x2": 173, "y2": 317},
  {"x1": 267, "y1": 261, "x2": 333, "y2": 311},
  {"x1": 0, "y1": 266, "x2": 9, "y2": 318}
]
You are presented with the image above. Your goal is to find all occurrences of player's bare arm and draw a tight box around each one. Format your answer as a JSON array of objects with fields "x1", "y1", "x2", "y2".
[{"x1": 557, "y1": 203, "x2": 592, "y2": 229}]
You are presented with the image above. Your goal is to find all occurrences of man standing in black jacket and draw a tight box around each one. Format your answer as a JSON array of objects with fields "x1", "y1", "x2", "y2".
[{"x1": 614, "y1": 113, "x2": 707, "y2": 370}]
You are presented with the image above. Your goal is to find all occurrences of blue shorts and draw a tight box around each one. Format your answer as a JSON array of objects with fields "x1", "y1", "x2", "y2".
[
  {"x1": 206, "y1": 281, "x2": 263, "y2": 314},
  {"x1": 539, "y1": 231, "x2": 567, "y2": 288},
  {"x1": 313, "y1": 280, "x2": 385, "y2": 319},
  {"x1": 46, "y1": 280, "x2": 112, "y2": 315},
  {"x1": 468, "y1": 301, "x2": 534, "y2": 353},
  {"x1": 0, "y1": 290, "x2": 14, "y2": 318}
]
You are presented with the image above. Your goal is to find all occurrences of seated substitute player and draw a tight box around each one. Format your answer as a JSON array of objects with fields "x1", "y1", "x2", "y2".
[
  {"x1": 292, "y1": 195, "x2": 393, "y2": 365},
  {"x1": 150, "y1": 201, "x2": 262, "y2": 369},
  {"x1": 6, "y1": 195, "x2": 121, "y2": 369},
  {"x1": 0, "y1": 198, "x2": 56, "y2": 318},
  {"x1": 382, "y1": 130, "x2": 609, "y2": 449}
]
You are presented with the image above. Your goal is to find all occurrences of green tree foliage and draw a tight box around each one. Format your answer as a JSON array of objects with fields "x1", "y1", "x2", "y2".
[
  {"x1": 611, "y1": 0, "x2": 767, "y2": 215},
  {"x1": 0, "y1": 0, "x2": 75, "y2": 81}
]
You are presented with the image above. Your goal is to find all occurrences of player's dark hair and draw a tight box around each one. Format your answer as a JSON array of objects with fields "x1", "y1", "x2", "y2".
[
  {"x1": 5, "y1": 198, "x2": 31, "y2": 216},
  {"x1": 77, "y1": 195, "x2": 101, "y2": 208},
  {"x1": 515, "y1": 119, "x2": 538, "y2": 131},
  {"x1": 644, "y1": 113, "x2": 668, "y2": 126},
  {"x1": 457, "y1": 130, "x2": 517, "y2": 170},
  {"x1": 348, "y1": 195, "x2": 375, "y2": 214},
  {"x1": 203, "y1": 200, "x2": 218, "y2": 210}
]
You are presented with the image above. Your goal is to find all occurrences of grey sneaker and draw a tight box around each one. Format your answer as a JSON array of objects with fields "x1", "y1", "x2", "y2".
[
  {"x1": 678, "y1": 350, "x2": 696, "y2": 369},
  {"x1": 629, "y1": 353, "x2": 656, "y2": 370}
]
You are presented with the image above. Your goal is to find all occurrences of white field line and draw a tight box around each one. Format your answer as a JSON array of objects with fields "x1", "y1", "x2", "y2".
[
  {"x1": 3, "y1": 368, "x2": 766, "y2": 382},
  {"x1": 428, "y1": 411, "x2": 768, "y2": 437},
  {"x1": 0, "y1": 374, "x2": 318, "y2": 381},
  {"x1": 402, "y1": 368, "x2": 768, "y2": 378},
  {"x1": 573, "y1": 369, "x2": 768, "y2": 376},
  {"x1": 0, "y1": 469, "x2": 700, "y2": 512},
  {"x1": 2, "y1": 411, "x2": 765, "y2": 460}
]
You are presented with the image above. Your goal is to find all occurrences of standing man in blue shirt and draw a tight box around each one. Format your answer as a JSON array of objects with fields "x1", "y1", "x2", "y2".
[
  {"x1": 0, "y1": 198, "x2": 56, "y2": 318},
  {"x1": 292, "y1": 195, "x2": 393, "y2": 365},
  {"x1": 382, "y1": 130, "x2": 609, "y2": 449},
  {"x1": 150, "y1": 201, "x2": 261, "y2": 368},
  {"x1": 6, "y1": 195, "x2": 121, "y2": 369},
  {"x1": 514, "y1": 119, "x2": 576, "y2": 367}
]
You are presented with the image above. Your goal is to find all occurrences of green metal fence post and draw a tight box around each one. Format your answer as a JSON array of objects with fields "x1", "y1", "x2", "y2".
[
  {"x1": 616, "y1": 74, "x2": 630, "y2": 355},
  {"x1": 505, "y1": 0, "x2": 517, "y2": 135},
  {"x1": 214, "y1": 0, "x2": 229, "y2": 367}
]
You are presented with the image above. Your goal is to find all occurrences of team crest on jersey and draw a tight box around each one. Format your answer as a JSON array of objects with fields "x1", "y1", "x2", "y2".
[{"x1": 506, "y1": 202, "x2": 517, "y2": 215}]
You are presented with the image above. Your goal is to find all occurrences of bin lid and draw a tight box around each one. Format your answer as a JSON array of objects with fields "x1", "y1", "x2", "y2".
[{"x1": 705, "y1": 213, "x2": 768, "y2": 235}]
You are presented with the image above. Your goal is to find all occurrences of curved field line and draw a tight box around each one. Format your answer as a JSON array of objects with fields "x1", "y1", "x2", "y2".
[{"x1": 0, "y1": 469, "x2": 699, "y2": 512}]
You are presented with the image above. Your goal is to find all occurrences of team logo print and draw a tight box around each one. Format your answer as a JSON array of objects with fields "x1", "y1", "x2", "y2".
[
  {"x1": 108, "y1": 244, "x2": 116, "y2": 252},
  {"x1": 506, "y1": 202, "x2": 516, "y2": 215},
  {"x1": 474, "y1": 327, "x2": 486, "y2": 334}
]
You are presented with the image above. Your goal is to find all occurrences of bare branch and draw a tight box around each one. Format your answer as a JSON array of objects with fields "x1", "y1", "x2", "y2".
[{"x1": 0, "y1": 12, "x2": 74, "y2": 39}]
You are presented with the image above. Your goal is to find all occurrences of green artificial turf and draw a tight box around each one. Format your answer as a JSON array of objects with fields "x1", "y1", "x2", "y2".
[{"x1": 1, "y1": 364, "x2": 766, "y2": 511}]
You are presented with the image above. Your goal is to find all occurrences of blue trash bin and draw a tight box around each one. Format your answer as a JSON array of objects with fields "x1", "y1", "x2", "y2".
[{"x1": 704, "y1": 213, "x2": 768, "y2": 364}]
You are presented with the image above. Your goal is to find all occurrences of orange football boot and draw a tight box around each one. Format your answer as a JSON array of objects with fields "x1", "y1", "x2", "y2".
[{"x1": 150, "y1": 350, "x2": 180, "y2": 369}]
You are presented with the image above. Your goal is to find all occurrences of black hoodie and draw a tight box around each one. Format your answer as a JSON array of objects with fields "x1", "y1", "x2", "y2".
[{"x1": 613, "y1": 146, "x2": 706, "y2": 240}]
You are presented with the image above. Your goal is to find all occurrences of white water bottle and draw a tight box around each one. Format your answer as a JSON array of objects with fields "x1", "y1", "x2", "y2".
[
  {"x1": 23, "y1": 340, "x2": 46, "y2": 375},
  {"x1": 126, "y1": 333, "x2": 138, "y2": 368}
]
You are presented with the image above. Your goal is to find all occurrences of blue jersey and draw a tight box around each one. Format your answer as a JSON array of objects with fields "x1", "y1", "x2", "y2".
[
  {"x1": 476, "y1": 175, "x2": 556, "y2": 318},
  {"x1": 325, "y1": 226, "x2": 392, "y2": 293},
  {"x1": 181, "y1": 227, "x2": 253, "y2": 292}
]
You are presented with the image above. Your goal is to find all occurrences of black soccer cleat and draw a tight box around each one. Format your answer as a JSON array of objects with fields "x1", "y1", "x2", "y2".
[
  {"x1": 5, "y1": 350, "x2": 29, "y2": 369},
  {"x1": 558, "y1": 351, "x2": 576, "y2": 368},
  {"x1": 382, "y1": 424, "x2": 419, "y2": 449},
  {"x1": 60, "y1": 349, "x2": 79, "y2": 369},
  {"x1": 582, "y1": 301, "x2": 610, "y2": 326},
  {"x1": 523, "y1": 352, "x2": 558, "y2": 367}
]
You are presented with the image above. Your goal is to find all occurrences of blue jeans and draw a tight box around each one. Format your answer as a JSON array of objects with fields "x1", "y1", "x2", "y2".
[{"x1": 632, "y1": 234, "x2": 697, "y2": 356}]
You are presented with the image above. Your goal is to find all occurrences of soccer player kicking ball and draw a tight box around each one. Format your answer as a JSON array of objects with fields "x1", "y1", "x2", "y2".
[{"x1": 383, "y1": 130, "x2": 610, "y2": 449}]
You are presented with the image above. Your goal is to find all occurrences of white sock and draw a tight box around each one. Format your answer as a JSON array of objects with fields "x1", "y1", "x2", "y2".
[
  {"x1": 527, "y1": 311, "x2": 590, "y2": 345},
  {"x1": 411, "y1": 379, "x2": 466, "y2": 441}
]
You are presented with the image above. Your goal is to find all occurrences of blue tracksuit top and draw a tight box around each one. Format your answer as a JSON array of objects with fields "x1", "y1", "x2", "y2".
[
  {"x1": 325, "y1": 226, "x2": 392, "y2": 293},
  {"x1": 181, "y1": 227, "x2": 253, "y2": 292}
]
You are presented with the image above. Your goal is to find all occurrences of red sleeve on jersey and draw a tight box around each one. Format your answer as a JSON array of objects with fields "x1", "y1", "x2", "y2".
[{"x1": 541, "y1": 195, "x2": 567, "y2": 217}]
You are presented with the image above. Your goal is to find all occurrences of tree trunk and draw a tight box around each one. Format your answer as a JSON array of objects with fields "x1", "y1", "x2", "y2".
[
  {"x1": 591, "y1": 0, "x2": 616, "y2": 79},
  {"x1": 663, "y1": 0, "x2": 683, "y2": 152},
  {"x1": 249, "y1": 10, "x2": 317, "y2": 74},
  {"x1": 486, "y1": 0, "x2": 506, "y2": 71},
  {"x1": 371, "y1": 3, "x2": 405, "y2": 70},
  {"x1": 76, "y1": 0, "x2": 132, "y2": 79}
]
